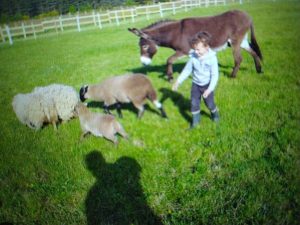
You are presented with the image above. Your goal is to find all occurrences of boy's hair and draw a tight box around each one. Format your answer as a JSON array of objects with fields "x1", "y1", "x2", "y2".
[{"x1": 189, "y1": 31, "x2": 212, "y2": 48}]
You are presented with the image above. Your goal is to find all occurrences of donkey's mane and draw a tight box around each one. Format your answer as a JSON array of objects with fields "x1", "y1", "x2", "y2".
[{"x1": 143, "y1": 19, "x2": 177, "y2": 30}]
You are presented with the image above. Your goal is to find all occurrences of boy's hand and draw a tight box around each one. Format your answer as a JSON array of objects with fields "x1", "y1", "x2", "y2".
[
  {"x1": 203, "y1": 89, "x2": 211, "y2": 98},
  {"x1": 172, "y1": 80, "x2": 179, "y2": 91}
]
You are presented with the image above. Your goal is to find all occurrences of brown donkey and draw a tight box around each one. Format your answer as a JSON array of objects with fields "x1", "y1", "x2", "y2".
[{"x1": 129, "y1": 10, "x2": 262, "y2": 81}]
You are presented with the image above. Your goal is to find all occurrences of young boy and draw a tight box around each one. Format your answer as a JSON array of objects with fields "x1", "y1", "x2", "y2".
[{"x1": 172, "y1": 31, "x2": 220, "y2": 128}]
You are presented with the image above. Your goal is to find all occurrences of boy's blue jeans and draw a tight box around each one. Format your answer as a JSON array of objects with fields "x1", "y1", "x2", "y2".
[{"x1": 191, "y1": 83, "x2": 216, "y2": 114}]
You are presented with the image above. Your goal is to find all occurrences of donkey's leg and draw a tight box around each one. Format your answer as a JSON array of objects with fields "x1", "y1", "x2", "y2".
[
  {"x1": 166, "y1": 51, "x2": 185, "y2": 82},
  {"x1": 231, "y1": 44, "x2": 243, "y2": 78},
  {"x1": 240, "y1": 36, "x2": 262, "y2": 73},
  {"x1": 245, "y1": 48, "x2": 262, "y2": 73}
]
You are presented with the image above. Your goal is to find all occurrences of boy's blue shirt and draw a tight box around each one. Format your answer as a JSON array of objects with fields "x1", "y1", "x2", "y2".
[{"x1": 177, "y1": 48, "x2": 219, "y2": 92}]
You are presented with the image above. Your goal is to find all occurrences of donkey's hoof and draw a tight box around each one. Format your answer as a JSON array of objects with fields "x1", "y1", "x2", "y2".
[{"x1": 167, "y1": 77, "x2": 174, "y2": 82}]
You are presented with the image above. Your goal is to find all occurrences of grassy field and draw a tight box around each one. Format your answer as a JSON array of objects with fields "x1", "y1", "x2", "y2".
[{"x1": 1, "y1": 1, "x2": 300, "y2": 224}]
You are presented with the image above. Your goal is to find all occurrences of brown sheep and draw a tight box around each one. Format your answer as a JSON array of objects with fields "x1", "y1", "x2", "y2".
[
  {"x1": 76, "y1": 103, "x2": 128, "y2": 144},
  {"x1": 79, "y1": 73, "x2": 167, "y2": 119}
]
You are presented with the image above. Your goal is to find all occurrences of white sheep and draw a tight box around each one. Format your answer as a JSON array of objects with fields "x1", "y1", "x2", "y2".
[
  {"x1": 79, "y1": 73, "x2": 167, "y2": 119},
  {"x1": 76, "y1": 103, "x2": 128, "y2": 144},
  {"x1": 12, "y1": 84, "x2": 79, "y2": 130}
]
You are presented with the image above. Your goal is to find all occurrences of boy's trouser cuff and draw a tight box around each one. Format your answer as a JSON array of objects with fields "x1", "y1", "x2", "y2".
[{"x1": 191, "y1": 110, "x2": 200, "y2": 115}]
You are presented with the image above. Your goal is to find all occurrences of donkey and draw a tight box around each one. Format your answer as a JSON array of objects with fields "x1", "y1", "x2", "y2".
[{"x1": 128, "y1": 10, "x2": 262, "y2": 81}]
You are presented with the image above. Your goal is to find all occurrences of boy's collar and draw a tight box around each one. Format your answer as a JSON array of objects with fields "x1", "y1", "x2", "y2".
[{"x1": 189, "y1": 48, "x2": 214, "y2": 58}]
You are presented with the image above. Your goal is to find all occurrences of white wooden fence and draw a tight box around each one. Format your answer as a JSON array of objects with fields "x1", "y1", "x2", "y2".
[{"x1": 0, "y1": 0, "x2": 247, "y2": 45}]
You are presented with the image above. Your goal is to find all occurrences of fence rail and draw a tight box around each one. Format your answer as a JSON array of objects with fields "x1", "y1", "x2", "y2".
[{"x1": 0, "y1": 0, "x2": 247, "y2": 45}]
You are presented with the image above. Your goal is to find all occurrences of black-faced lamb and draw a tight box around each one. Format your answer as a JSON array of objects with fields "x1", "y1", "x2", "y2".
[
  {"x1": 79, "y1": 73, "x2": 167, "y2": 119},
  {"x1": 12, "y1": 84, "x2": 79, "y2": 130},
  {"x1": 76, "y1": 103, "x2": 128, "y2": 144}
]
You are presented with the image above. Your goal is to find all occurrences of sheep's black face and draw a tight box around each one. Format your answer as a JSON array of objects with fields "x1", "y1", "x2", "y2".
[{"x1": 79, "y1": 86, "x2": 88, "y2": 102}]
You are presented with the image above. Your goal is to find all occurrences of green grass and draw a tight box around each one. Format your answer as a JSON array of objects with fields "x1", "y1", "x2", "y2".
[{"x1": 1, "y1": 1, "x2": 300, "y2": 224}]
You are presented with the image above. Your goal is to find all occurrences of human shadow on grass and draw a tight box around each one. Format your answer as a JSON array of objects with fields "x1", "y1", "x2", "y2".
[
  {"x1": 159, "y1": 88, "x2": 211, "y2": 123},
  {"x1": 85, "y1": 151, "x2": 163, "y2": 225}
]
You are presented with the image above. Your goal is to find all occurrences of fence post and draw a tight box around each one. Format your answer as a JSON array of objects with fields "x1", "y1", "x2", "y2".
[
  {"x1": 93, "y1": 10, "x2": 97, "y2": 26},
  {"x1": 31, "y1": 22, "x2": 36, "y2": 39},
  {"x1": 240, "y1": 0, "x2": 243, "y2": 4},
  {"x1": 115, "y1": 11, "x2": 120, "y2": 26},
  {"x1": 54, "y1": 20, "x2": 58, "y2": 33},
  {"x1": 22, "y1": 22, "x2": 27, "y2": 39},
  {"x1": 131, "y1": 8, "x2": 135, "y2": 23},
  {"x1": 184, "y1": 0, "x2": 188, "y2": 12},
  {"x1": 108, "y1": 10, "x2": 112, "y2": 24},
  {"x1": 97, "y1": 13, "x2": 102, "y2": 29},
  {"x1": 146, "y1": 6, "x2": 149, "y2": 20},
  {"x1": 206, "y1": 0, "x2": 209, "y2": 7},
  {"x1": 215, "y1": 0, "x2": 217, "y2": 6},
  {"x1": 59, "y1": 16, "x2": 64, "y2": 31},
  {"x1": 76, "y1": 15, "x2": 81, "y2": 32},
  {"x1": 159, "y1": 3, "x2": 163, "y2": 18},
  {"x1": 121, "y1": 7, "x2": 125, "y2": 21},
  {"x1": 5, "y1": 24, "x2": 13, "y2": 45},
  {"x1": 0, "y1": 26, "x2": 5, "y2": 43},
  {"x1": 172, "y1": 2, "x2": 176, "y2": 15}
]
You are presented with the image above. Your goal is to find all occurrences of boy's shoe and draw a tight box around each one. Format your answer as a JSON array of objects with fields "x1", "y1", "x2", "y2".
[
  {"x1": 189, "y1": 112, "x2": 200, "y2": 129},
  {"x1": 211, "y1": 110, "x2": 220, "y2": 122}
]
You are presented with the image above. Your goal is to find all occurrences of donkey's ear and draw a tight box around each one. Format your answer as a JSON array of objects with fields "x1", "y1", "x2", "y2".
[
  {"x1": 128, "y1": 28, "x2": 141, "y2": 36},
  {"x1": 128, "y1": 28, "x2": 151, "y2": 40}
]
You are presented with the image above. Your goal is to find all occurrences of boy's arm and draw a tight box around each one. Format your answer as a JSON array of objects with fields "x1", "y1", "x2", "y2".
[
  {"x1": 172, "y1": 59, "x2": 193, "y2": 91},
  {"x1": 204, "y1": 56, "x2": 219, "y2": 96}
]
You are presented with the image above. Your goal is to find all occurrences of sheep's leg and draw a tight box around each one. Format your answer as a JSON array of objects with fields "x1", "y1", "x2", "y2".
[
  {"x1": 116, "y1": 102, "x2": 123, "y2": 118},
  {"x1": 117, "y1": 125, "x2": 128, "y2": 139},
  {"x1": 52, "y1": 121, "x2": 57, "y2": 131},
  {"x1": 159, "y1": 107, "x2": 168, "y2": 118},
  {"x1": 103, "y1": 104, "x2": 111, "y2": 114},
  {"x1": 137, "y1": 106, "x2": 145, "y2": 119},
  {"x1": 104, "y1": 134, "x2": 118, "y2": 145},
  {"x1": 132, "y1": 102, "x2": 145, "y2": 119},
  {"x1": 80, "y1": 131, "x2": 90, "y2": 141},
  {"x1": 153, "y1": 100, "x2": 168, "y2": 118}
]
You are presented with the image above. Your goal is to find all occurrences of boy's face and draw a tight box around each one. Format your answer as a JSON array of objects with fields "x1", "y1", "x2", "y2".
[{"x1": 194, "y1": 42, "x2": 209, "y2": 57}]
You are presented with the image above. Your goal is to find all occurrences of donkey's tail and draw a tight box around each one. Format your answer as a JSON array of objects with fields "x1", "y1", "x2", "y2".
[{"x1": 250, "y1": 22, "x2": 263, "y2": 61}]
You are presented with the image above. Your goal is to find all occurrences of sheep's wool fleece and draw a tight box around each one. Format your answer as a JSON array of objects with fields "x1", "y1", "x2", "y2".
[
  {"x1": 12, "y1": 84, "x2": 79, "y2": 130},
  {"x1": 33, "y1": 84, "x2": 79, "y2": 121},
  {"x1": 12, "y1": 93, "x2": 46, "y2": 129}
]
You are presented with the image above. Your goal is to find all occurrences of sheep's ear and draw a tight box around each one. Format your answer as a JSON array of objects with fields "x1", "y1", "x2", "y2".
[{"x1": 79, "y1": 85, "x2": 88, "y2": 102}]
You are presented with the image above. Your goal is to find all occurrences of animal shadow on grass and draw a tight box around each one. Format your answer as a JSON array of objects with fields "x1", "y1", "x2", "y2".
[
  {"x1": 218, "y1": 63, "x2": 248, "y2": 77},
  {"x1": 85, "y1": 151, "x2": 163, "y2": 225},
  {"x1": 159, "y1": 88, "x2": 211, "y2": 123},
  {"x1": 128, "y1": 62, "x2": 186, "y2": 81},
  {"x1": 87, "y1": 101, "x2": 160, "y2": 118}
]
